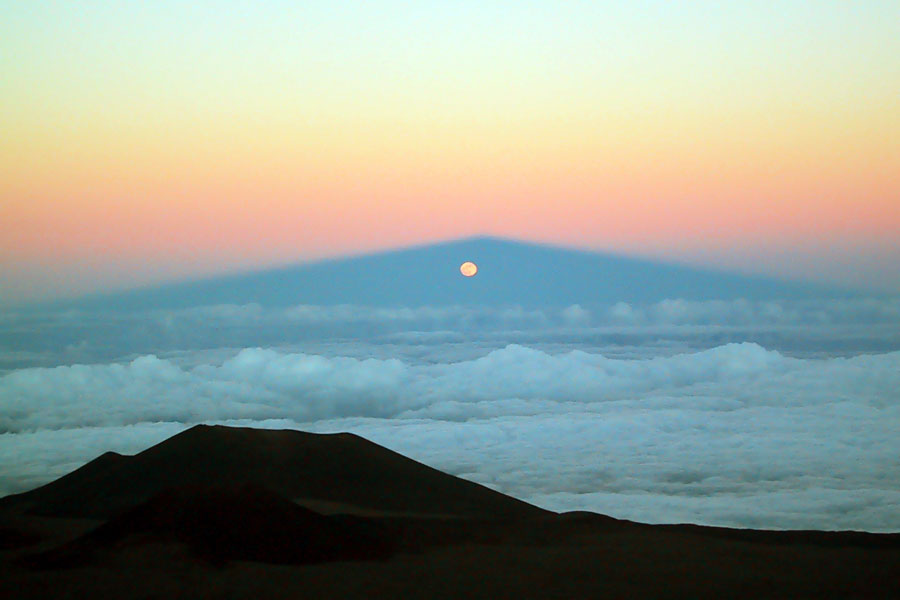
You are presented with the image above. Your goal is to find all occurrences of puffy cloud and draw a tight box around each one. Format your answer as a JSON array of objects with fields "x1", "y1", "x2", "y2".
[
  {"x1": 2, "y1": 296, "x2": 899, "y2": 531},
  {"x1": 0, "y1": 342, "x2": 809, "y2": 432},
  {"x1": 1, "y1": 342, "x2": 899, "y2": 532},
  {"x1": 560, "y1": 304, "x2": 591, "y2": 325}
]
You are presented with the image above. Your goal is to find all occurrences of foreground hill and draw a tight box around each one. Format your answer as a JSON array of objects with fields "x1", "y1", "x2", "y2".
[
  {"x1": 0, "y1": 424, "x2": 546, "y2": 519},
  {"x1": 25, "y1": 484, "x2": 398, "y2": 568},
  {"x1": 2, "y1": 425, "x2": 899, "y2": 598},
  {"x1": 61, "y1": 237, "x2": 848, "y2": 311}
]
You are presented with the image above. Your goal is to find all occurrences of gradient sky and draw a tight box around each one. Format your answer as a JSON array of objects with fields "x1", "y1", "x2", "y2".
[{"x1": 2, "y1": 1, "x2": 898, "y2": 304}]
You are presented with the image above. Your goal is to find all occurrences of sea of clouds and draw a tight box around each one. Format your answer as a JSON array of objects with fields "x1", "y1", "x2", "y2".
[{"x1": 1, "y1": 298, "x2": 899, "y2": 531}]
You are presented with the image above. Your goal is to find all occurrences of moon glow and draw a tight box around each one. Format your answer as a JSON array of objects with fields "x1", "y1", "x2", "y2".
[{"x1": 459, "y1": 261, "x2": 478, "y2": 277}]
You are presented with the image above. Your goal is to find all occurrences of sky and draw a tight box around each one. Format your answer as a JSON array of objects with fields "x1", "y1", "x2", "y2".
[{"x1": 2, "y1": 1, "x2": 899, "y2": 303}]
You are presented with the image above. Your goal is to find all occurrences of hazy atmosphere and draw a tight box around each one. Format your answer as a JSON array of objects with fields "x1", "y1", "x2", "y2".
[
  {"x1": 2, "y1": 1, "x2": 899, "y2": 305},
  {"x1": 2, "y1": 0, "x2": 899, "y2": 561}
]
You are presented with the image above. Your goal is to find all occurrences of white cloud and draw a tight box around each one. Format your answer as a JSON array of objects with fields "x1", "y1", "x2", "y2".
[
  {"x1": 2, "y1": 296, "x2": 898, "y2": 530},
  {"x1": 0, "y1": 342, "x2": 804, "y2": 432},
  {"x1": 561, "y1": 304, "x2": 591, "y2": 325},
  {"x1": 1, "y1": 342, "x2": 899, "y2": 532}
]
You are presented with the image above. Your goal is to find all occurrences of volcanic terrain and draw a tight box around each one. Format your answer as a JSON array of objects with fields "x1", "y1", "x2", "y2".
[{"x1": 2, "y1": 425, "x2": 898, "y2": 598}]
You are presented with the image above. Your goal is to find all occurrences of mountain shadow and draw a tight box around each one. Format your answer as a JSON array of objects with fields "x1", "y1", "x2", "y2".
[{"x1": 61, "y1": 237, "x2": 852, "y2": 311}]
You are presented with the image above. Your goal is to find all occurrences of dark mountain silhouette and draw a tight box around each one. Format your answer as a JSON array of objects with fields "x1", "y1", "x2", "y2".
[
  {"x1": 0, "y1": 425, "x2": 546, "y2": 520},
  {"x1": 60, "y1": 237, "x2": 850, "y2": 311},
  {"x1": 4, "y1": 426, "x2": 900, "y2": 598},
  {"x1": 26, "y1": 484, "x2": 397, "y2": 568}
]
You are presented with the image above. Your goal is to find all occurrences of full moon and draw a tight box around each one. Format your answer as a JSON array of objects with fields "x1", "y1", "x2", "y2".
[{"x1": 459, "y1": 261, "x2": 478, "y2": 277}]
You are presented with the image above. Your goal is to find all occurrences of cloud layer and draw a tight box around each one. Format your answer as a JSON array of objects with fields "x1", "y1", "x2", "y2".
[
  {"x1": 5, "y1": 342, "x2": 896, "y2": 432},
  {"x1": 3, "y1": 297, "x2": 899, "y2": 373},
  {"x1": 2, "y1": 341, "x2": 899, "y2": 531}
]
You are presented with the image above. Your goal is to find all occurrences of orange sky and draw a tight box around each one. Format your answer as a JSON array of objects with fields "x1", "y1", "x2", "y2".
[{"x1": 2, "y1": 2, "x2": 898, "y2": 304}]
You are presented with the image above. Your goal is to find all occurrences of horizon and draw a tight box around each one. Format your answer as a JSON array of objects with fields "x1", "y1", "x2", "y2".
[
  {"x1": 0, "y1": 234, "x2": 879, "y2": 310},
  {"x1": 4, "y1": 234, "x2": 867, "y2": 315}
]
